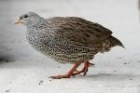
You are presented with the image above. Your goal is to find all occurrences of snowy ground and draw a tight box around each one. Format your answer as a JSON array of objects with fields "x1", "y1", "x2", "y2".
[{"x1": 0, "y1": 0, "x2": 140, "y2": 93}]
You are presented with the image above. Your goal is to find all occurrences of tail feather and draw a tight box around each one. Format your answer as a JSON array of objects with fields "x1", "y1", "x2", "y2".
[{"x1": 110, "y1": 36, "x2": 125, "y2": 48}]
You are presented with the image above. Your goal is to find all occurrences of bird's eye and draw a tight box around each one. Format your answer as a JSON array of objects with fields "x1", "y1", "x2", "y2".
[{"x1": 24, "y1": 15, "x2": 28, "y2": 18}]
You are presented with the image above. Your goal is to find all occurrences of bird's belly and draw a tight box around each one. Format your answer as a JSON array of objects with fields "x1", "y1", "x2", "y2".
[{"x1": 27, "y1": 35, "x2": 96, "y2": 63}]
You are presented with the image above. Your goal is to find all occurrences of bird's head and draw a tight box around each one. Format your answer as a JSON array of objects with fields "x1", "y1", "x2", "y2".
[{"x1": 15, "y1": 12, "x2": 41, "y2": 26}]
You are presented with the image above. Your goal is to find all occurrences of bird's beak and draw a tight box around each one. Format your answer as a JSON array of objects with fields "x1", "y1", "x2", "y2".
[{"x1": 15, "y1": 19, "x2": 22, "y2": 24}]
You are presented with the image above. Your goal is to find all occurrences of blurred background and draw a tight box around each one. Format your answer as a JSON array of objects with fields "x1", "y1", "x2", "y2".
[{"x1": 0, "y1": 0, "x2": 140, "y2": 93}]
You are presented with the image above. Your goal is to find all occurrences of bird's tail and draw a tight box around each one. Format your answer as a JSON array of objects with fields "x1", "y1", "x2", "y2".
[{"x1": 110, "y1": 36, "x2": 125, "y2": 48}]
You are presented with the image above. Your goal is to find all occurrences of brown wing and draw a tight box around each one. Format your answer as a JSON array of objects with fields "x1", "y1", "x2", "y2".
[{"x1": 47, "y1": 17, "x2": 112, "y2": 47}]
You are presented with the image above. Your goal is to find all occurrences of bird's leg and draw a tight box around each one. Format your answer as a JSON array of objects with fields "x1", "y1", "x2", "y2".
[
  {"x1": 74, "y1": 62, "x2": 94, "y2": 73},
  {"x1": 50, "y1": 62, "x2": 81, "y2": 79},
  {"x1": 72, "y1": 61, "x2": 93, "y2": 76}
]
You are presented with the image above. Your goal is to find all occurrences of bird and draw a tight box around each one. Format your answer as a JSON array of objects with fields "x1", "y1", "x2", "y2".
[{"x1": 15, "y1": 12, "x2": 124, "y2": 79}]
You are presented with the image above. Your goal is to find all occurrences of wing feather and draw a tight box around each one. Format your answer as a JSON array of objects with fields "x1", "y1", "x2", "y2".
[{"x1": 47, "y1": 17, "x2": 112, "y2": 47}]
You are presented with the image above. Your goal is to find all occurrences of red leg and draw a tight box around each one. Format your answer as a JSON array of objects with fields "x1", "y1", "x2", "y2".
[
  {"x1": 72, "y1": 61, "x2": 92, "y2": 76},
  {"x1": 50, "y1": 62, "x2": 81, "y2": 79}
]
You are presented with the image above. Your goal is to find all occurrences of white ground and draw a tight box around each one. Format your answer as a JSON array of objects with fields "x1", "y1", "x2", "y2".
[{"x1": 0, "y1": 0, "x2": 140, "y2": 93}]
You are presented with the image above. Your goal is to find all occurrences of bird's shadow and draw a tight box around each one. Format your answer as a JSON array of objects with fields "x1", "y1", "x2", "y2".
[
  {"x1": 0, "y1": 55, "x2": 15, "y2": 64},
  {"x1": 60, "y1": 73, "x2": 140, "y2": 81}
]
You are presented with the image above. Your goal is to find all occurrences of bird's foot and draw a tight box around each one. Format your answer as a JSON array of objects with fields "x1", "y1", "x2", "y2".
[
  {"x1": 50, "y1": 62, "x2": 81, "y2": 79},
  {"x1": 50, "y1": 74, "x2": 71, "y2": 79},
  {"x1": 50, "y1": 61, "x2": 93, "y2": 79}
]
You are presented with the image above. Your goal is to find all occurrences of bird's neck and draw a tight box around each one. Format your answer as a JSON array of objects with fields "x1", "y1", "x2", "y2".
[{"x1": 27, "y1": 17, "x2": 46, "y2": 28}]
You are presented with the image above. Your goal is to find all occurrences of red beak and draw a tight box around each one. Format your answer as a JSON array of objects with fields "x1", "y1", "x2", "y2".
[{"x1": 15, "y1": 19, "x2": 21, "y2": 24}]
